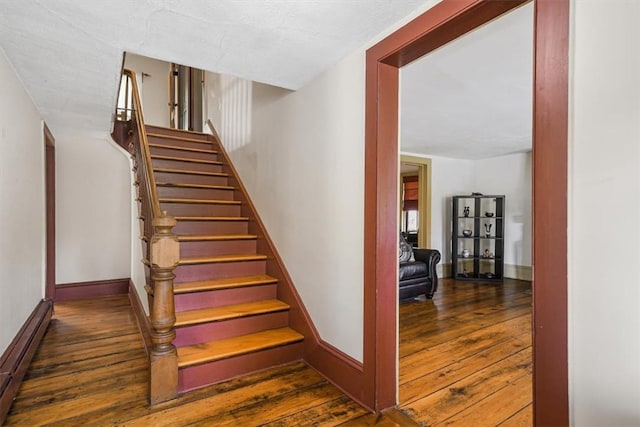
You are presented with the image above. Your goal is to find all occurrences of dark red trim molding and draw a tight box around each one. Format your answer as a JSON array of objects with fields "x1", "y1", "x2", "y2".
[
  {"x1": 207, "y1": 123, "x2": 372, "y2": 409},
  {"x1": 44, "y1": 123, "x2": 56, "y2": 300},
  {"x1": 372, "y1": 61, "x2": 401, "y2": 409},
  {"x1": 531, "y1": 1, "x2": 569, "y2": 425},
  {"x1": 129, "y1": 281, "x2": 152, "y2": 358},
  {"x1": 305, "y1": 339, "x2": 368, "y2": 409},
  {"x1": 0, "y1": 374, "x2": 9, "y2": 403},
  {"x1": 0, "y1": 299, "x2": 53, "y2": 424},
  {"x1": 364, "y1": 0, "x2": 569, "y2": 420},
  {"x1": 55, "y1": 278, "x2": 130, "y2": 302}
]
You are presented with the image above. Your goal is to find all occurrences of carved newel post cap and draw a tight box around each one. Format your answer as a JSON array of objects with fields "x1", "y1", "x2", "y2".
[
  {"x1": 153, "y1": 211, "x2": 177, "y2": 230},
  {"x1": 151, "y1": 212, "x2": 179, "y2": 268}
]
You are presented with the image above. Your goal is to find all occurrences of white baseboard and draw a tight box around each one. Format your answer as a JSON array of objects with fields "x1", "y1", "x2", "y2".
[
  {"x1": 504, "y1": 264, "x2": 532, "y2": 281},
  {"x1": 439, "y1": 263, "x2": 531, "y2": 281},
  {"x1": 438, "y1": 263, "x2": 452, "y2": 278}
]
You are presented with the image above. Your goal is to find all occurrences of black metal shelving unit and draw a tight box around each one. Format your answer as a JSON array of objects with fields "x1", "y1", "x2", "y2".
[{"x1": 452, "y1": 195, "x2": 505, "y2": 281}]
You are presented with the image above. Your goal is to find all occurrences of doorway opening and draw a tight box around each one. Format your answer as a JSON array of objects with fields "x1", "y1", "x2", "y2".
[
  {"x1": 118, "y1": 53, "x2": 206, "y2": 132},
  {"x1": 363, "y1": 1, "x2": 568, "y2": 424},
  {"x1": 169, "y1": 63, "x2": 205, "y2": 132},
  {"x1": 400, "y1": 155, "x2": 432, "y2": 249},
  {"x1": 396, "y1": 4, "x2": 534, "y2": 421}
]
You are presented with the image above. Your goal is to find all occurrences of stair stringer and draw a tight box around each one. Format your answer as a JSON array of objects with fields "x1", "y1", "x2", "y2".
[{"x1": 207, "y1": 125, "x2": 373, "y2": 411}]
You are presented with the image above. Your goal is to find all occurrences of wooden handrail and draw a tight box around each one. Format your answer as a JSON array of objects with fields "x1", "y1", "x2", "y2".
[
  {"x1": 119, "y1": 69, "x2": 179, "y2": 404},
  {"x1": 123, "y1": 69, "x2": 162, "y2": 218}
]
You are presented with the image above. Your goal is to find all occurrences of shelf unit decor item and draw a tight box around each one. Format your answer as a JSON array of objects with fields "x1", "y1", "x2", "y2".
[{"x1": 452, "y1": 194, "x2": 505, "y2": 281}]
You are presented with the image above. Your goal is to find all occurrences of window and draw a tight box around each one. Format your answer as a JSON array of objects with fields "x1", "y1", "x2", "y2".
[
  {"x1": 401, "y1": 175, "x2": 419, "y2": 236},
  {"x1": 406, "y1": 210, "x2": 418, "y2": 232}
]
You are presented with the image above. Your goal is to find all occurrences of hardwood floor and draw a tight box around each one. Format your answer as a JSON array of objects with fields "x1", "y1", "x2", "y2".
[
  {"x1": 4, "y1": 295, "x2": 369, "y2": 426},
  {"x1": 398, "y1": 278, "x2": 533, "y2": 426},
  {"x1": 5, "y1": 278, "x2": 531, "y2": 426}
]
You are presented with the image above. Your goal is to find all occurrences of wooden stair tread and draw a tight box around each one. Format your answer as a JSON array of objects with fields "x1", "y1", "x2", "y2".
[
  {"x1": 178, "y1": 234, "x2": 257, "y2": 242},
  {"x1": 151, "y1": 154, "x2": 223, "y2": 166},
  {"x1": 149, "y1": 143, "x2": 217, "y2": 155},
  {"x1": 174, "y1": 275, "x2": 278, "y2": 294},
  {"x1": 179, "y1": 254, "x2": 267, "y2": 265},
  {"x1": 175, "y1": 299, "x2": 290, "y2": 327},
  {"x1": 159, "y1": 197, "x2": 240, "y2": 205},
  {"x1": 146, "y1": 125, "x2": 210, "y2": 137},
  {"x1": 153, "y1": 167, "x2": 228, "y2": 177},
  {"x1": 157, "y1": 182, "x2": 234, "y2": 191},
  {"x1": 174, "y1": 216, "x2": 248, "y2": 222},
  {"x1": 147, "y1": 132, "x2": 212, "y2": 144},
  {"x1": 177, "y1": 327, "x2": 303, "y2": 368}
]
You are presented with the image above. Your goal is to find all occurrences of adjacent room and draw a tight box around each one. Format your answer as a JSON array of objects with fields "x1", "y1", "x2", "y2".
[{"x1": 396, "y1": 3, "x2": 534, "y2": 423}]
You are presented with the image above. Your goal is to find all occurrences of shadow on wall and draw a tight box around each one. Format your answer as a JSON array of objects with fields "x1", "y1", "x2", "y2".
[
  {"x1": 206, "y1": 72, "x2": 295, "y2": 195},
  {"x1": 507, "y1": 153, "x2": 532, "y2": 266},
  {"x1": 219, "y1": 76, "x2": 253, "y2": 152},
  {"x1": 207, "y1": 71, "x2": 293, "y2": 153},
  {"x1": 443, "y1": 200, "x2": 453, "y2": 266}
]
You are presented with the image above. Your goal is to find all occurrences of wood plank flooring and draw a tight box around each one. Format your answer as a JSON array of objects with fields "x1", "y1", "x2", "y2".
[
  {"x1": 398, "y1": 278, "x2": 533, "y2": 426},
  {"x1": 5, "y1": 278, "x2": 531, "y2": 426}
]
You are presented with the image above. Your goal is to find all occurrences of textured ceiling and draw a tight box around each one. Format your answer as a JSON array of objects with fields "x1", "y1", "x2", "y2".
[
  {"x1": 0, "y1": 1, "x2": 534, "y2": 158},
  {"x1": 0, "y1": 0, "x2": 424, "y2": 138},
  {"x1": 400, "y1": 2, "x2": 534, "y2": 159}
]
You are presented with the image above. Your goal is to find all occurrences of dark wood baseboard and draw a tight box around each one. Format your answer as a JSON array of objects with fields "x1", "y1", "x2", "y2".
[
  {"x1": 128, "y1": 281, "x2": 152, "y2": 358},
  {"x1": 0, "y1": 299, "x2": 53, "y2": 424},
  {"x1": 55, "y1": 278, "x2": 130, "y2": 302},
  {"x1": 305, "y1": 339, "x2": 371, "y2": 411}
]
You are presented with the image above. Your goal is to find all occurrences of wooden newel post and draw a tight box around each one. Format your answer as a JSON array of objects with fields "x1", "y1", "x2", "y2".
[{"x1": 149, "y1": 212, "x2": 180, "y2": 404}]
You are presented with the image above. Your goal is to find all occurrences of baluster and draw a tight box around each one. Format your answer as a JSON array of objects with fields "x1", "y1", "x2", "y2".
[{"x1": 149, "y1": 212, "x2": 179, "y2": 404}]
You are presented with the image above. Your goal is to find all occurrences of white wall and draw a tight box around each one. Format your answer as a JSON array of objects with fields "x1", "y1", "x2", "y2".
[
  {"x1": 427, "y1": 156, "x2": 474, "y2": 273},
  {"x1": 208, "y1": 50, "x2": 366, "y2": 360},
  {"x1": 125, "y1": 53, "x2": 170, "y2": 128},
  {"x1": 569, "y1": 0, "x2": 640, "y2": 424},
  {"x1": 0, "y1": 48, "x2": 45, "y2": 352},
  {"x1": 205, "y1": 71, "x2": 223, "y2": 134},
  {"x1": 407, "y1": 152, "x2": 532, "y2": 278},
  {"x1": 56, "y1": 136, "x2": 131, "y2": 284},
  {"x1": 473, "y1": 152, "x2": 532, "y2": 268},
  {"x1": 53, "y1": 53, "x2": 152, "y2": 303},
  {"x1": 130, "y1": 164, "x2": 148, "y2": 314}
]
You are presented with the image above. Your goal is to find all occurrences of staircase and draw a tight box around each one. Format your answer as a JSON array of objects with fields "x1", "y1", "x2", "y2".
[{"x1": 145, "y1": 125, "x2": 303, "y2": 393}]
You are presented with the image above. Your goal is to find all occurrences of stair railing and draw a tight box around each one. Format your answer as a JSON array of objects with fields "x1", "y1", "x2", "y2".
[{"x1": 121, "y1": 69, "x2": 179, "y2": 404}]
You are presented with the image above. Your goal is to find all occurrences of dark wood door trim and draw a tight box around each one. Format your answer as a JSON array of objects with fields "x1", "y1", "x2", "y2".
[
  {"x1": 531, "y1": 1, "x2": 570, "y2": 424},
  {"x1": 363, "y1": 0, "x2": 569, "y2": 423},
  {"x1": 44, "y1": 123, "x2": 55, "y2": 300}
]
